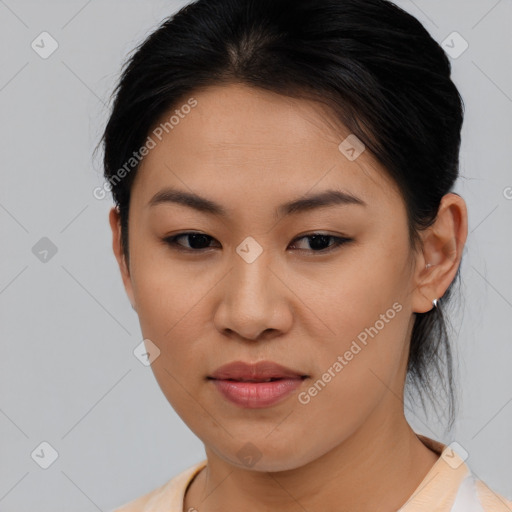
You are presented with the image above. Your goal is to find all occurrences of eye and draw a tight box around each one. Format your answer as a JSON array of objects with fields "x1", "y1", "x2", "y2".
[
  {"x1": 162, "y1": 232, "x2": 352, "y2": 254},
  {"x1": 289, "y1": 233, "x2": 352, "y2": 253},
  {"x1": 163, "y1": 232, "x2": 219, "y2": 252}
]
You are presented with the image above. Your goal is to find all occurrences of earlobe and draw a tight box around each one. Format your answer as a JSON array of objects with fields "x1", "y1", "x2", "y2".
[
  {"x1": 411, "y1": 193, "x2": 468, "y2": 313},
  {"x1": 108, "y1": 206, "x2": 137, "y2": 310}
]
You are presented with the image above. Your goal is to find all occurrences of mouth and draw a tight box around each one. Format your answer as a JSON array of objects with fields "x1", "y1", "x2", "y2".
[
  {"x1": 208, "y1": 360, "x2": 308, "y2": 381},
  {"x1": 208, "y1": 376, "x2": 308, "y2": 409},
  {"x1": 210, "y1": 377, "x2": 307, "y2": 382},
  {"x1": 207, "y1": 360, "x2": 309, "y2": 408}
]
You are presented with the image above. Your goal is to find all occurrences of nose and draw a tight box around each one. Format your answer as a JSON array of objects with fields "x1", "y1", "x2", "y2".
[{"x1": 213, "y1": 250, "x2": 293, "y2": 341}]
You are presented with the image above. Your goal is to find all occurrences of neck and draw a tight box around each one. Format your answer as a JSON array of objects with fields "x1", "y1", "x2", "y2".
[{"x1": 184, "y1": 403, "x2": 440, "y2": 512}]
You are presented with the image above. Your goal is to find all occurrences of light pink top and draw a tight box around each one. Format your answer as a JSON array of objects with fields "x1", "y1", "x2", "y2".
[{"x1": 112, "y1": 434, "x2": 512, "y2": 511}]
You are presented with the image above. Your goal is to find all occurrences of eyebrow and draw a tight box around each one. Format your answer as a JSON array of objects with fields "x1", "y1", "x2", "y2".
[{"x1": 147, "y1": 187, "x2": 366, "y2": 217}]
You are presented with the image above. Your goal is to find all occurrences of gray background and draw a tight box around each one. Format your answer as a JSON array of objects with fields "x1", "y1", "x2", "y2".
[{"x1": 0, "y1": 0, "x2": 511, "y2": 510}]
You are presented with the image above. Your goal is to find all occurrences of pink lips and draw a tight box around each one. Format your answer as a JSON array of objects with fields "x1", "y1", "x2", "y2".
[{"x1": 208, "y1": 360, "x2": 307, "y2": 408}]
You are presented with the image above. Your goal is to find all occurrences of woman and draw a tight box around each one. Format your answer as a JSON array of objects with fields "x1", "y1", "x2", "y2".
[{"x1": 100, "y1": 0, "x2": 511, "y2": 510}]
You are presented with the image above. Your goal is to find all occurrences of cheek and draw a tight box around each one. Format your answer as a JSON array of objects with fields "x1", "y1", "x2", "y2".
[
  {"x1": 287, "y1": 303, "x2": 409, "y2": 463},
  {"x1": 292, "y1": 249, "x2": 408, "y2": 343},
  {"x1": 298, "y1": 243, "x2": 411, "y2": 396},
  {"x1": 130, "y1": 241, "x2": 207, "y2": 335},
  {"x1": 129, "y1": 254, "x2": 216, "y2": 409},
  {"x1": 131, "y1": 263, "x2": 212, "y2": 429}
]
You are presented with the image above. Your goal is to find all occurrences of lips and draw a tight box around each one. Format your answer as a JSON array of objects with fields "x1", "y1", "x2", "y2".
[
  {"x1": 208, "y1": 361, "x2": 308, "y2": 408},
  {"x1": 208, "y1": 360, "x2": 307, "y2": 382}
]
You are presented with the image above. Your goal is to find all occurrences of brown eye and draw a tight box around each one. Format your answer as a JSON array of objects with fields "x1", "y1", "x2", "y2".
[
  {"x1": 289, "y1": 234, "x2": 352, "y2": 253},
  {"x1": 163, "y1": 232, "x2": 219, "y2": 252}
]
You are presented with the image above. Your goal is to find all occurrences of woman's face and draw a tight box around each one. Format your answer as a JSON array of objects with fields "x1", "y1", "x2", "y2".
[{"x1": 110, "y1": 83, "x2": 430, "y2": 471}]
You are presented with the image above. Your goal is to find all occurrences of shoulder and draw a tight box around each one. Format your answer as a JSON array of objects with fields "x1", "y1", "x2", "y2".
[
  {"x1": 475, "y1": 478, "x2": 512, "y2": 511},
  {"x1": 109, "y1": 460, "x2": 207, "y2": 512},
  {"x1": 417, "y1": 434, "x2": 511, "y2": 511}
]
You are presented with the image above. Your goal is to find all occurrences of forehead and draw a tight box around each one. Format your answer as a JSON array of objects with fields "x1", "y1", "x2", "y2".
[{"x1": 131, "y1": 83, "x2": 403, "y2": 215}]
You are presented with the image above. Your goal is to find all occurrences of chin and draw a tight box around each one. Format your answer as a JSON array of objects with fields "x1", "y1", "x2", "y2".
[{"x1": 209, "y1": 438, "x2": 318, "y2": 473}]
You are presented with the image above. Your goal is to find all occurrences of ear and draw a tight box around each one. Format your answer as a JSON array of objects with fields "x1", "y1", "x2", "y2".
[
  {"x1": 411, "y1": 193, "x2": 468, "y2": 313},
  {"x1": 108, "y1": 207, "x2": 137, "y2": 311}
]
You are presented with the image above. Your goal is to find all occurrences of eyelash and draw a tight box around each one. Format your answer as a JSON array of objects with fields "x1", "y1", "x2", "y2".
[{"x1": 162, "y1": 232, "x2": 353, "y2": 255}]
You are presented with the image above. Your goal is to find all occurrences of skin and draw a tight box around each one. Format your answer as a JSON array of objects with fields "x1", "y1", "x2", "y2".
[{"x1": 109, "y1": 83, "x2": 468, "y2": 512}]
